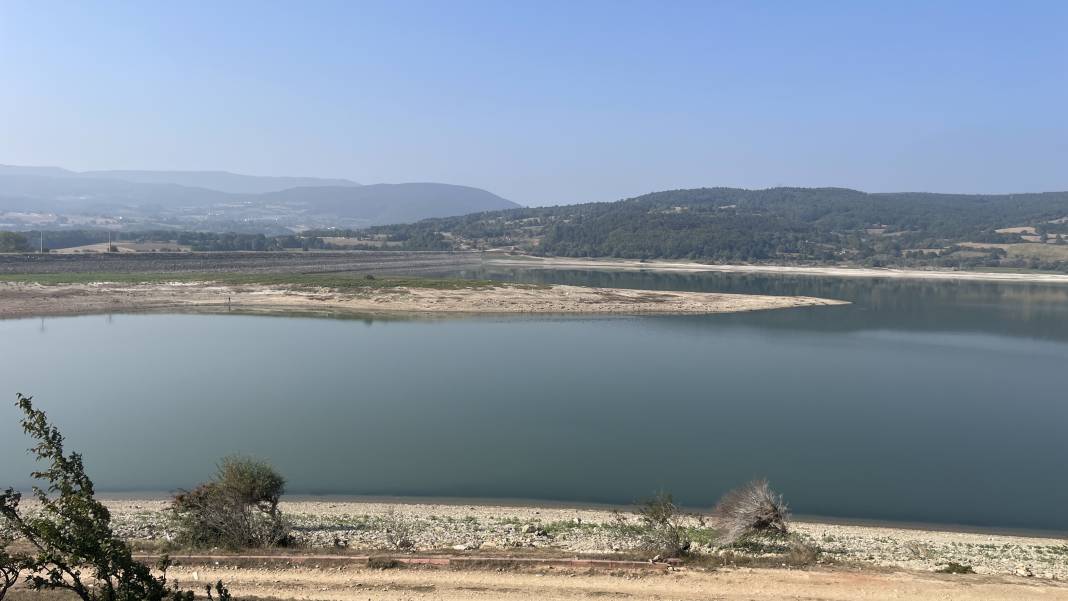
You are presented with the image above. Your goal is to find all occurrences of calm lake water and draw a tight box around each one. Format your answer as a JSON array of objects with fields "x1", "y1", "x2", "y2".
[{"x1": 2, "y1": 267, "x2": 1068, "y2": 531}]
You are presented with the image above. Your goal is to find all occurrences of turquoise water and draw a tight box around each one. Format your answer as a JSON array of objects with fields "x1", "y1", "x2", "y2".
[{"x1": 1, "y1": 269, "x2": 1067, "y2": 531}]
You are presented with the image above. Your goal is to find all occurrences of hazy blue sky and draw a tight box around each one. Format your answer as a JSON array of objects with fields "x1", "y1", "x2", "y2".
[{"x1": 2, "y1": 1, "x2": 1066, "y2": 205}]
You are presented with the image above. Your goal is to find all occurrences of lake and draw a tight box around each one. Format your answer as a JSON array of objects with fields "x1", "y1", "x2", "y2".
[{"x1": 2, "y1": 267, "x2": 1067, "y2": 532}]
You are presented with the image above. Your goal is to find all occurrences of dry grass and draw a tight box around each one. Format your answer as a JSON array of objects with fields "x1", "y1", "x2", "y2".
[{"x1": 960, "y1": 242, "x2": 1068, "y2": 260}]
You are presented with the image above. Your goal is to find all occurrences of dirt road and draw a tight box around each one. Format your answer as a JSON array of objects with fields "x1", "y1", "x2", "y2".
[
  {"x1": 160, "y1": 564, "x2": 1068, "y2": 601},
  {"x1": 488, "y1": 255, "x2": 1068, "y2": 284}
]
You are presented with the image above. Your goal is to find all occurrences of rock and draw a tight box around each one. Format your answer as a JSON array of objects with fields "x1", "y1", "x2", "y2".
[
  {"x1": 1015, "y1": 566, "x2": 1034, "y2": 578},
  {"x1": 452, "y1": 543, "x2": 474, "y2": 551}
]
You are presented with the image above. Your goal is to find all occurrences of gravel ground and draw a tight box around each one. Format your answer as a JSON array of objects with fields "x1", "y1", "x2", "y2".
[{"x1": 96, "y1": 498, "x2": 1068, "y2": 580}]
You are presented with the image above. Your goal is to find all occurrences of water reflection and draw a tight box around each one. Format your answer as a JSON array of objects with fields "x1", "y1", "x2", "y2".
[{"x1": 451, "y1": 267, "x2": 1068, "y2": 341}]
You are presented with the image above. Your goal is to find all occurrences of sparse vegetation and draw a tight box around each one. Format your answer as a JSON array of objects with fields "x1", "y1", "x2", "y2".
[
  {"x1": 0, "y1": 394, "x2": 211, "y2": 601},
  {"x1": 367, "y1": 556, "x2": 400, "y2": 570},
  {"x1": 937, "y1": 562, "x2": 976, "y2": 574},
  {"x1": 381, "y1": 509, "x2": 417, "y2": 551},
  {"x1": 636, "y1": 492, "x2": 690, "y2": 558},
  {"x1": 171, "y1": 456, "x2": 289, "y2": 549},
  {"x1": 712, "y1": 479, "x2": 790, "y2": 545}
]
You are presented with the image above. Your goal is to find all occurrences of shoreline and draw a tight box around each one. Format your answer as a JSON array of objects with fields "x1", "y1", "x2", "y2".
[
  {"x1": 94, "y1": 496, "x2": 1068, "y2": 580},
  {"x1": 487, "y1": 255, "x2": 1068, "y2": 283},
  {"x1": 0, "y1": 279, "x2": 847, "y2": 319},
  {"x1": 94, "y1": 491, "x2": 1068, "y2": 540}
]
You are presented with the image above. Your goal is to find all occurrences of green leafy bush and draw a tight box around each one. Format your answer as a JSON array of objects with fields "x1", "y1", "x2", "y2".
[{"x1": 171, "y1": 456, "x2": 289, "y2": 549}]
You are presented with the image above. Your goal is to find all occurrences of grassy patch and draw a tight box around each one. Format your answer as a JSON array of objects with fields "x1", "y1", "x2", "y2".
[
  {"x1": 541, "y1": 520, "x2": 599, "y2": 536},
  {"x1": 685, "y1": 527, "x2": 720, "y2": 546},
  {"x1": 0, "y1": 272, "x2": 547, "y2": 291},
  {"x1": 961, "y1": 242, "x2": 1068, "y2": 261}
]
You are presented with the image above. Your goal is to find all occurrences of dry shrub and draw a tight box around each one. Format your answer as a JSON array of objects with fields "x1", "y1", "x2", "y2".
[
  {"x1": 711, "y1": 479, "x2": 790, "y2": 545},
  {"x1": 784, "y1": 537, "x2": 820, "y2": 565},
  {"x1": 171, "y1": 456, "x2": 289, "y2": 549},
  {"x1": 381, "y1": 508, "x2": 416, "y2": 551},
  {"x1": 637, "y1": 492, "x2": 690, "y2": 558},
  {"x1": 936, "y1": 562, "x2": 975, "y2": 574}
]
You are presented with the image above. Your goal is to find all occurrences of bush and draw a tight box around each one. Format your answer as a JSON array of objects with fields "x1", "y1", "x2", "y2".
[
  {"x1": 172, "y1": 456, "x2": 289, "y2": 549},
  {"x1": 0, "y1": 394, "x2": 210, "y2": 601},
  {"x1": 936, "y1": 562, "x2": 975, "y2": 574},
  {"x1": 381, "y1": 508, "x2": 416, "y2": 551},
  {"x1": 636, "y1": 491, "x2": 690, "y2": 558},
  {"x1": 711, "y1": 479, "x2": 790, "y2": 545}
]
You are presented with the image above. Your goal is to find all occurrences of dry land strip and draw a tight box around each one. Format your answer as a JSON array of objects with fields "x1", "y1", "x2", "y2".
[
  {"x1": 488, "y1": 255, "x2": 1068, "y2": 283},
  {"x1": 6, "y1": 498, "x2": 1068, "y2": 600},
  {"x1": 139, "y1": 563, "x2": 1068, "y2": 601},
  {"x1": 100, "y1": 498, "x2": 1068, "y2": 581},
  {"x1": 0, "y1": 274, "x2": 846, "y2": 318}
]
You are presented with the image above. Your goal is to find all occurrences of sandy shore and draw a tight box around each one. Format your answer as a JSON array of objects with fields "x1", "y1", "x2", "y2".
[
  {"x1": 487, "y1": 255, "x2": 1068, "y2": 283},
  {"x1": 0, "y1": 280, "x2": 846, "y2": 319},
  {"x1": 100, "y1": 498, "x2": 1068, "y2": 581}
]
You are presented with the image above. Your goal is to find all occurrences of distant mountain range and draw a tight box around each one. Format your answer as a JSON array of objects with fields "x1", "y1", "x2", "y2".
[{"x1": 0, "y1": 165, "x2": 518, "y2": 232}]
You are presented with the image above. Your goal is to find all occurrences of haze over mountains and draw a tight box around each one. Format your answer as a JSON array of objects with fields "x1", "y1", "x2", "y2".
[{"x1": 0, "y1": 165, "x2": 518, "y2": 233}]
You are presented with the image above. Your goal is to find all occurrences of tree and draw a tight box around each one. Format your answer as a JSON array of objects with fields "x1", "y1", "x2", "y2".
[
  {"x1": 0, "y1": 233, "x2": 30, "y2": 253},
  {"x1": 0, "y1": 532, "x2": 28, "y2": 601},
  {"x1": 0, "y1": 394, "x2": 211, "y2": 601}
]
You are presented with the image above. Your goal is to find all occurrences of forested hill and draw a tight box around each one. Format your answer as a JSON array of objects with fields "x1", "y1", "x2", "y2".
[{"x1": 356, "y1": 187, "x2": 1068, "y2": 271}]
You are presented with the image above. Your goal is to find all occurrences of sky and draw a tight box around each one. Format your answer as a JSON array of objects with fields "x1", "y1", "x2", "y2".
[{"x1": 1, "y1": 0, "x2": 1067, "y2": 206}]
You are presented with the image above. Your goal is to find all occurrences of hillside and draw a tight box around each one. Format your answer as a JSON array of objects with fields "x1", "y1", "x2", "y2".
[
  {"x1": 0, "y1": 165, "x2": 518, "y2": 232},
  {"x1": 356, "y1": 187, "x2": 1068, "y2": 272},
  {"x1": 78, "y1": 169, "x2": 361, "y2": 194},
  {"x1": 259, "y1": 183, "x2": 518, "y2": 223}
]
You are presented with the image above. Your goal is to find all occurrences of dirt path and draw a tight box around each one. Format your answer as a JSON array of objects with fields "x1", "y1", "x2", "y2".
[
  {"x1": 160, "y1": 564, "x2": 1068, "y2": 600},
  {"x1": 488, "y1": 256, "x2": 1068, "y2": 283},
  {"x1": 0, "y1": 281, "x2": 846, "y2": 319}
]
